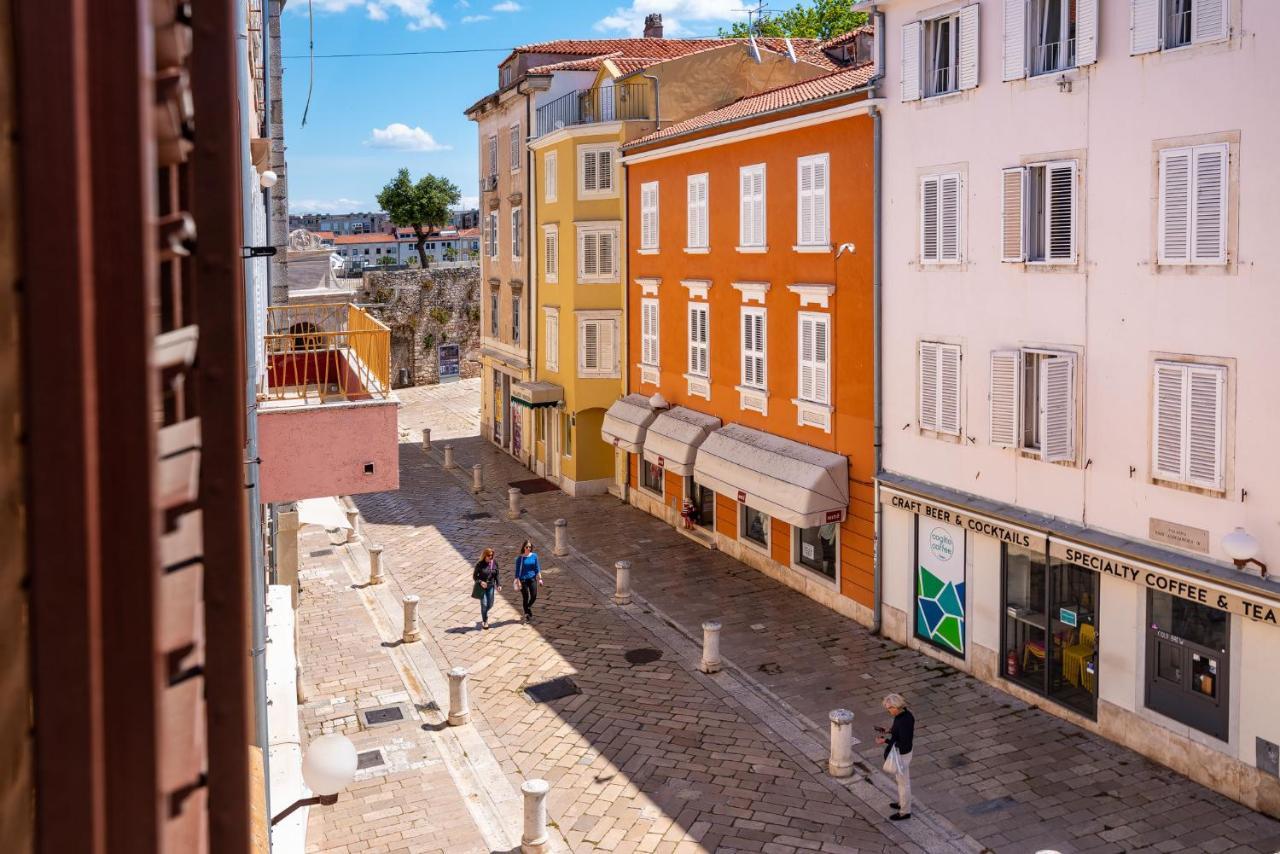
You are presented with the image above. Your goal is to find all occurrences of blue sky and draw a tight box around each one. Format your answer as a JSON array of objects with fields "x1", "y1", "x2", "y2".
[{"x1": 281, "y1": 0, "x2": 762, "y2": 214}]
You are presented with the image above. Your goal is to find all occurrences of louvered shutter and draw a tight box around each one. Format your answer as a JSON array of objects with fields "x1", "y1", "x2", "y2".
[
  {"x1": 583, "y1": 150, "x2": 598, "y2": 192},
  {"x1": 698, "y1": 307, "x2": 709, "y2": 375},
  {"x1": 688, "y1": 175, "x2": 708, "y2": 248},
  {"x1": 1130, "y1": 0, "x2": 1160, "y2": 54},
  {"x1": 1076, "y1": 0, "x2": 1099, "y2": 66},
  {"x1": 742, "y1": 312, "x2": 755, "y2": 387},
  {"x1": 901, "y1": 22, "x2": 922, "y2": 101},
  {"x1": 740, "y1": 168, "x2": 754, "y2": 248},
  {"x1": 641, "y1": 182, "x2": 657, "y2": 249},
  {"x1": 919, "y1": 341, "x2": 939, "y2": 431},
  {"x1": 1158, "y1": 147, "x2": 1192, "y2": 263},
  {"x1": 920, "y1": 177, "x2": 939, "y2": 262},
  {"x1": 1001, "y1": 167, "x2": 1026, "y2": 262},
  {"x1": 689, "y1": 305, "x2": 700, "y2": 374},
  {"x1": 488, "y1": 135, "x2": 498, "y2": 175},
  {"x1": 813, "y1": 315, "x2": 829, "y2": 405},
  {"x1": 598, "y1": 149, "x2": 614, "y2": 191},
  {"x1": 581, "y1": 232, "x2": 598, "y2": 278},
  {"x1": 939, "y1": 344, "x2": 961, "y2": 435},
  {"x1": 1152, "y1": 362, "x2": 1186, "y2": 481},
  {"x1": 1002, "y1": 0, "x2": 1027, "y2": 81},
  {"x1": 989, "y1": 350, "x2": 1021, "y2": 448},
  {"x1": 1186, "y1": 364, "x2": 1225, "y2": 488},
  {"x1": 958, "y1": 5, "x2": 980, "y2": 90},
  {"x1": 1192, "y1": 144, "x2": 1228, "y2": 264},
  {"x1": 753, "y1": 169, "x2": 765, "y2": 246},
  {"x1": 799, "y1": 160, "x2": 815, "y2": 245},
  {"x1": 800, "y1": 316, "x2": 816, "y2": 401},
  {"x1": 546, "y1": 152, "x2": 557, "y2": 202},
  {"x1": 598, "y1": 320, "x2": 616, "y2": 375},
  {"x1": 811, "y1": 157, "x2": 829, "y2": 245},
  {"x1": 1046, "y1": 162, "x2": 1076, "y2": 262},
  {"x1": 510, "y1": 124, "x2": 520, "y2": 171},
  {"x1": 544, "y1": 228, "x2": 557, "y2": 278},
  {"x1": 940, "y1": 173, "x2": 961, "y2": 261},
  {"x1": 1192, "y1": 0, "x2": 1228, "y2": 44},
  {"x1": 581, "y1": 321, "x2": 599, "y2": 373},
  {"x1": 1039, "y1": 355, "x2": 1075, "y2": 462},
  {"x1": 598, "y1": 230, "x2": 615, "y2": 277},
  {"x1": 512, "y1": 209, "x2": 521, "y2": 258}
]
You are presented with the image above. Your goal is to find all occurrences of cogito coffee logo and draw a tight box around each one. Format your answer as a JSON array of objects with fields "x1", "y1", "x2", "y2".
[{"x1": 929, "y1": 528, "x2": 955, "y2": 561}]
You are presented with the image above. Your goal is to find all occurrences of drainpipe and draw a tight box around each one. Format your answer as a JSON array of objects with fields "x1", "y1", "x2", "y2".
[{"x1": 868, "y1": 6, "x2": 886, "y2": 635}]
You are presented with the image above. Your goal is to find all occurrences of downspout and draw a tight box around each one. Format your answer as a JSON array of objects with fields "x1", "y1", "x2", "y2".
[{"x1": 868, "y1": 6, "x2": 886, "y2": 635}]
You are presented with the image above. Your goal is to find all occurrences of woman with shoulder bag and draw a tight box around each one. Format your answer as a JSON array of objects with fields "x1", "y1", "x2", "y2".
[
  {"x1": 472, "y1": 548, "x2": 500, "y2": 629},
  {"x1": 513, "y1": 540, "x2": 543, "y2": 623},
  {"x1": 874, "y1": 692, "x2": 914, "y2": 822}
]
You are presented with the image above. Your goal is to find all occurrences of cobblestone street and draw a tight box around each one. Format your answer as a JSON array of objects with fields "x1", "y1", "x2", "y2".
[{"x1": 294, "y1": 380, "x2": 1280, "y2": 853}]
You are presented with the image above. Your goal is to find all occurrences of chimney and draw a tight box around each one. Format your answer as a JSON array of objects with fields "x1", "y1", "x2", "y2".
[{"x1": 643, "y1": 13, "x2": 663, "y2": 38}]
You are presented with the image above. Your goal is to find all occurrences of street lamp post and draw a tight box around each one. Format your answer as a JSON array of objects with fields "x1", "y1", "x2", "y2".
[{"x1": 271, "y1": 733, "x2": 358, "y2": 826}]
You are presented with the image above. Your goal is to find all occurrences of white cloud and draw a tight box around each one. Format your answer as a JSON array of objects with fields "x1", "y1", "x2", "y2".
[
  {"x1": 457, "y1": 195, "x2": 479, "y2": 209},
  {"x1": 594, "y1": 0, "x2": 743, "y2": 36},
  {"x1": 461, "y1": 13, "x2": 492, "y2": 22},
  {"x1": 290, "y1": 197, "x2": 365, "y2": 213},
  {"x1": 366, "y1": 123, "x2": 452, "y2": 152},
  {"x1": 492, "y1": 0, "x2": 521, "y2": 11},
  {"x1": 295, "y1": 0, "x2": 444, "y2": 30}
]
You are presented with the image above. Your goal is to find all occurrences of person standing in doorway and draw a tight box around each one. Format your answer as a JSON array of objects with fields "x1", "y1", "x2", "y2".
[
  {"x1": 875, "y1": 693, "x2": 914, "y2": 821},
  {"x1": 513, "y1": 540, "x2": 543, "y2": 622},
  {"x1": 472, "y1": 548, "x2": 500, "y2": 629}
]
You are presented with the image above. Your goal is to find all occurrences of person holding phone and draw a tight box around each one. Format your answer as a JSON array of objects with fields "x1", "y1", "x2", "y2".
[
  {"x1": 875, "y1": 693, "x2": 915, "y2": 821},
  {"x1": 513, "y1": 540, "x2": 543, "y2": 622},
  {"x1": 472, "y1": 548, "x2": 501, "y2": 628}
]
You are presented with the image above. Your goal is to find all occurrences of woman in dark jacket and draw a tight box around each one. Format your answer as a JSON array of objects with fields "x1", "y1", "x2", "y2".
[
  {"x1": 473, "y1": 547, "x2": 500, "y2": 628},
  {"x1": 875, "y1": 692, "x2": 915, "y2": 821}
]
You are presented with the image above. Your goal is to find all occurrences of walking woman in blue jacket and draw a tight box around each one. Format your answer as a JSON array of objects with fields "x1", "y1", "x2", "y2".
[{"x1": 513, "y1": 539, "x2": 543, "y2": 622}]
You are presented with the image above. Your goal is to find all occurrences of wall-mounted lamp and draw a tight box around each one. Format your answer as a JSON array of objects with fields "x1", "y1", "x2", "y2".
[
  {"x1": 272, "y1": 734, "x2": 358, "y2": 826},
  {"x1": 1222, "y1": 527, "x2": 1268, "y2": 578},
  {"x1": 649, "y1": 392, "x2": 669, "y2": 410},
  {"x1": 259, "y1": 169, "x2": 278, "y2": 189}
]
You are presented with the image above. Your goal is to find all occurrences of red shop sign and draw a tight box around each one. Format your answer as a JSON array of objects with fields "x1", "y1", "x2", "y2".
[
  {"x1": 737, "y1": 490, "x2": 747, "y2": 503},
  {"x1": 825, "y1": 509, "x2": 844, "y2": 524}
]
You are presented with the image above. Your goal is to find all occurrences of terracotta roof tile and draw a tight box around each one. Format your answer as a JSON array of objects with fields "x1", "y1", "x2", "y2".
[
  {"x1": 527, "y1": 53, "x2": 621, "y2": 74},
  {"x1": 332, "y1": 232, "x2": 399, "y2": 245},
  {"x1": 819, "y1": 25, "x2": 874, "y2": 50}
]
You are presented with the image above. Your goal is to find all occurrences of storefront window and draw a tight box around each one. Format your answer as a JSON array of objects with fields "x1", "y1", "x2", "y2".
[
  {"x1": 796, "y1": 523, "x2": 838, "y2": 580},
  {"x1": 685, "y1": 478, "x2": 715, "y2": 529},
  {"x1": 1003, "y1": 542, "x2": 1047, "y2": 695},
  {"x1": 1146, "y1": 590, "x2": 1229, "y2": 740},
  {"x1": 741, "y1": 505, "x2": 769, "y2": 548},
  {"x1": 641, "y1": 460, "x2": 663, "y2": 494}
]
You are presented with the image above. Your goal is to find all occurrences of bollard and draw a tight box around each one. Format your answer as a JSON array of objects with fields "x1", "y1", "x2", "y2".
[
  {"x1": 367, "y1": 544, "x2": 384, "y2": 585},
  {"x1": 422, "y1": 427, "x2": 431, "y2": 453},
  {"x1": 402, "y1": 595, "x2": 421, "y2": 643},
  {"x1": 447, "y1": 667, "x2": 471, "y2": 726},
  {"x1": 345, "y1": 508, "x2": 360, "y2": 543},
  {"x1": 700, "y1": 620, "x2": 723, "y2": 674},
  {"x1": 472, "y1": 463, "x2": 483, "y2": 494},
  {"x1": 520, "y1": 779, "x2": 551, "y2": 854},
  {"x1": 443, "y1": 444, "x2": 456, "y2": 469},
  {"x1": 553, "y1": 518, "x2": 569, "y2": 556},
  {"x1": 613, "y1": 560, "x2": 632, "y2": 606},
  {"x1": 828, "y1": 709, "x2": 855, "y2": 777},
  {"x1": 507, "y1": 487, "x2": 522, "y2": 520}
]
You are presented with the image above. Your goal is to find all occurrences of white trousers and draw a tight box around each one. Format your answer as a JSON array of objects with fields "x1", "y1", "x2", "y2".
[{"x1": 894, "y1": 750, "x2": 912, "y2": 813}]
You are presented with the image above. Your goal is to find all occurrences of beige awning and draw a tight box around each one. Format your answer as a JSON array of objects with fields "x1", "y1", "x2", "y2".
[
  {"x1": 600, "y1": 394, "x2": 657, "y2": 453},
  {"x1": 511, "y1": 380, "x2": 563, "y2": 408},
  {"x1": 693, "y1": 424, "x2": 849, "y2": 528},
  {"x1": 642, "y1": 407, "x2": 722, "y2": 476},
  {"x1": 295, "y1": 496, "x2": 352, "y2": 530}
]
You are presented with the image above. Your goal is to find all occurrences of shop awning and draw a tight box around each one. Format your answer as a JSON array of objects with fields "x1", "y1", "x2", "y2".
[
  {"x1": 643, "y1": 407, "x2": 722, "y2": 476},
  {"x1": 694, "y1": 424, "x2": 848, "y2": 529},
  {"x1": 511, "y1": 380, "x2": 563, "y2": 408},
  {"x1": 295, "y1": 496, "x2": 352, "y2": 531},
  {"x1": 600, "y1": 394, "x2": 657, "y2": 453}
]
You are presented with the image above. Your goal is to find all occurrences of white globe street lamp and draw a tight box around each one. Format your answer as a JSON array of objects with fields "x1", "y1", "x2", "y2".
[
  {"x1": 1222, "y1": 527, "x2": 1268, "y2": 578},
  {"x1": 273, "y1": 733, "x2": 358, "y2": 826}
]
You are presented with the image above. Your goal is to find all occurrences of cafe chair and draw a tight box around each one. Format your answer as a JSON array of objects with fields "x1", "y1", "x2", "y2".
[{"x1": 1063, "y1": 623, "x2": 1097, "y2": 689}]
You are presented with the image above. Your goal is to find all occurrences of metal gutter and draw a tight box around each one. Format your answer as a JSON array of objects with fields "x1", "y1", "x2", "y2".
[{"x1": 868, "y1": 6, "x2": 886, "y2": 635}]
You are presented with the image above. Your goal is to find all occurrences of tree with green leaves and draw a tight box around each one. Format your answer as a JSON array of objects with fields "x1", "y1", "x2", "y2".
[
  {"x1": 719, "y1": 0, "x2": 866, "y2": 40},
  {"x1": 376, "y1": 168, "x2": 461, "y2": 268}
]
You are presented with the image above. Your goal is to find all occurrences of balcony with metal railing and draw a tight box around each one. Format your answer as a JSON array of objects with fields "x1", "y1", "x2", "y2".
[
  {"x1": 534, "y1": 82, "x2": 654, "y2": 138},
  {"x1": 261, "y1": 302, "x2": 390, "y2": 404},
  {"x1": 1031, "y1": 37, "x2": 1076, "y2": 76}
]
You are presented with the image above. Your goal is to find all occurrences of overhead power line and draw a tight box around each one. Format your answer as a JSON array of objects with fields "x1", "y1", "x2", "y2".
[{"x1": 282, "y1": 47, "x2": 510, "y2": 59}]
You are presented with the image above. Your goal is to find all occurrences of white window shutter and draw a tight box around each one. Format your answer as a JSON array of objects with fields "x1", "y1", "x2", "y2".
[
  {"x1": 940, "y1": 174, "x2": 961, "y2": 261},
  {"x1": 598, "y1": 149, "x2": 614, "y2": 191},
  {"x1": 1001, "y1": 167, "x2": 1026, "y2": 262},
  {"x1": 901, "y1": 22, "x2": 922, "y2": 101},
  {"x1": 699, "y1": 308, "x2": 709, "y2": 375},
  {"x1": 812, "y1": 157, "x2": 829, "y2": 245},
  {"x1": 1002, "y1": 0, "x2": 1027, "y2": 81},
  {"x1": 1186, "y1": 365, "x2": 1225, "y2": 488},
  {"x1": 598, "y1": 320, "x2": 616, "y2": 375},
  {"x1": 1192, "y1": 144, "x2": 1228, "y2": 264},
  {"x1": 546, "y1": 153, "x2": 557, "y2": 202},
  {"x1": 689, "y1": 305, "x2": 699, "y2": 374},
  {"x1": 753, "y1": 170, "x2": 765, "y2": 246},
  {"x1": 742, "y1": 312, "x2": 755, "y2": 387},
  {"x1": 1192, "y1": 0, "x2": 1228, "y2": 44},
  {"x1": 599, "y1": 230, "x2": 615, "y2": 277},
  {"x1": 798, "y1": 160, "x2": 815, "y2": 245},
  {"x1": 1076, "y1": 0, "x2": 1099, "y2": 66},
  {"x1": 958, "y1": 4, "x2": 980, "y2": 90},
  {"x1": 1152, "y1": 362, "x2": 1186, "y2": 481},
  {"x1": 989, "y1": 350, "x2": 1021, "y2": 448},
  {"x1": 1046, "y1": 161, "x2": 1076, "y2": 262},
  {"x1": 641, "y1": 304, "x2": 652, "y2": 365},
  {"x1": 581, "y1": 321, "x2": 599, "y2": 373},
  {"x1": 813, "y1": 316, "x2": 829, "y2": 405},
  {"x1": 1130, "y1": 0, "x2": 1160, "y2": 55},
  {"x1": 920, "y1": 177, "x2": 939, "y2": 262},
  {"x1": 583, "y1": 150, "x2": 597, "y2": 192},
  {"x1": 800, "y1": 317, "x2": 816, "y2": 401},
  {"x1": 581, "y1": 232, "x2": 598, "y2": 278},
  {"x1": 919, "y1": 341, "x2": 939, "y2": 431},
  {"x1": 1158, "y1": 147, "x2": 1192, "y2": 264},
  {"x1": 739, "y1": 169, "x2": 753, "y2": 248},
  {"x1": 939, "y1": 344, "x2": 961, "y2": 435},
  {"x1": 1039, "y1": 355, "x2": 1075, "y2": 463}
]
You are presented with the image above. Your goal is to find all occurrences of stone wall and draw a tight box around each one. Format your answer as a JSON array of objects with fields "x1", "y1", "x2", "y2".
[{"x1": 360, "y1": 267, "x2": 482, "y2": 387}]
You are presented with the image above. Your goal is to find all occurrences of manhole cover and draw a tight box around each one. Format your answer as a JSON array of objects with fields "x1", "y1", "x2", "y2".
[
  {"x1": 308, "y1": 549, "x2": 334, "y2": 557},
  {"x1": 360, "y1": 705, "x2": 405, "y2": 727},
  {"x1": 357, "y1": 749, "x2": 385, "y2": 770},
  {"x1": 462, "y1": 512, "x2": 492, "y2": 520},
  {"x1": 758, "y1": 662, "x2": 783, "y2": 675},
  {"x1": 525, "y1": 676, "x2": 581, "y2": 703},
  {"x1": 624, "y1": 648, "x2": 663, "y2": 665}
]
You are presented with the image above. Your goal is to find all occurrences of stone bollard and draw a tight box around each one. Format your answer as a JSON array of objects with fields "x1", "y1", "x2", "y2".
[
  {"x1": 367, "y1": 544, "x2": 384, "y2": 585},
  {"x1": 422, "y1": 427, "x2": 431, "y2": 453},
  {"x1": 402, "y1": 595, "x2": 421, "y2": 643},
  {"x1": 613, "y1": 560, "x2": 632, "y2": 606},
  {"x1": 700, "y1": 620, "x2": 723, "y2": 674},
  {"x1": 553, "y1": 518, "x2": 569, "y2": 556},
  {"x1": 447, "y1": 667, "x2": 471, "y2": 726},
  {"x1": 345, "y1": 508, "x2": 360, "y2": 543},
  {"x1": 507, "y1": 487, "x2": 522, "y2": 520},
  {"x1": 828, "y1": 709, "x2": 855, "y2": 777},
  {"x1": 472, "y1": 463, "x2": 483, "y2": 494},
  {"x1": 520, "y1": 779, "x2": 551, "y2": 854},
  {"x1": 443, "y1": 444, "x2": 456, "y2": 469}
]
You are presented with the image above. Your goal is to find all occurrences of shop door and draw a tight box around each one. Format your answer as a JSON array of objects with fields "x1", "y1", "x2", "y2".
[
  {"x1": 510, "y1": 401, "x2": 523, "y2": 458},
  {"x1": 492, "y1": 371, "x2": 504, "y2": 448},
  {"x1": 1146, "y1": 591, "x2": 1229, "y2": 740}
]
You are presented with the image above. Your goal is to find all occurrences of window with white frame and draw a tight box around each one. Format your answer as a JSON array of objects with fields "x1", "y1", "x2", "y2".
[
  {"x1": 1001, "y1": 160, "x2": 1077, "y2": 264},
  {"x1": 919, "y1": 341, "x2": 961, "y2": 435},
  {"x1": 543, "y1": 225, "x2": 558, "y2": 281},
  {"x1": 576, "y1": 223, "x2": 618, "y2": 282},
  {"x1": 796, "y1": 154, "x2": 830, "y2": 248},
  {"x1": 795, "y1": 522, "x2": 838, "y2": 580},
  {"x1": 577, "y1": 315, "x2": 619, "y2": 378},
  {"x1": 1131, "y1": 0, "x2": 1227, "y2": 54},
  {"x1": 511, "y1": 295, "x2": 521, "y2": 344},
  {"x1": 1005, "y1": 0, "x2": 1098, "y2": 79},
  {"x1": 544, "y1": 310, "x2": 559, "y2": 372},
  {"x1": 797, "y1": 312, "x2": 829, "y2": 405},
  {"x1": 640, "y1": 181, "x2": 659, "y2": 251},
  {"x1": 578, "y1": 144, "x2": 616, "y2": 196},
  {"x1": 989, "y1": 349, "x2": 1076, "y2": 462},
  {"x1": 509, "y1": 124, "x2": 521, "y2": 172},
  {"x1": 641, "y1": 459, "x2": 663, "y2": 494},
  {"x1": 739, "y1": 164, "x2": 766, "y2": 248},
  {"x1": 487, "y1": 135, "x2": 498, "y2": 177},
  {"x1": 687, "y1": 303, "x2": 709, "y2": 377},
  {"x1": 902, "y1": 5, "x2": 978, "y2": 101},
  {"x1": 1152, "y1": 360, "x2": 1226, "y2": 490},
  {"x1": 640, "y1": 298, "x2": 660, "y2": 368},
  {"x1": 1158, "y1": 142, "x2": 1228, "y2": 265},
  {"x1": 487, "y1": 212, "x2": 498, "y2": 257},
  {"x1": 741, "y1": 505, "x2": 769, "y2": 548},
  {"x1": 511, "y1": 207, "x2": 522, "y2": 259},
  {"x1": 741, "y1": 307, "x2": 766, "y2": 390},
  {"x1": 920, "y1": 172, "x2": 962, "y2": 263},
  {"x1": 544, "y1": 151, "x2": 557, "y2": 203},
  {"x1": 686, "y1": 173, "x2": 708, "y2": 250},
  {"x1": 489, "y1": 291, "x2": 499, "y2": 337}
]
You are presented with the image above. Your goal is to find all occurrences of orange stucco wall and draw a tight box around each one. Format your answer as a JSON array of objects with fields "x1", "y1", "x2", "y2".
[{"x1": 626, "y1": 106, "x2": 876, "y2": 608}]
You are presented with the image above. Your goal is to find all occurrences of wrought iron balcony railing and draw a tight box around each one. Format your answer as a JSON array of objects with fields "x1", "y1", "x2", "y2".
[
  {"x1": 535, "y1": 82, "x2": 654, "y2": 138},
  {"x1": 261, "y1": 302, "x2": 391, "y2": 403}
]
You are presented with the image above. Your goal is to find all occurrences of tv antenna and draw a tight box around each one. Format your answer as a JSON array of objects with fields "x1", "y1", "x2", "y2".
[{"x1": 734, "y1": 0, "x2": 772, "y2": 37}]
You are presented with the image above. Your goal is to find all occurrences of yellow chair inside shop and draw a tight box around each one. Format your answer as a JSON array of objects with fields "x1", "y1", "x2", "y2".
[{"x1": 1063, "y1": 623, "x2": 1097, "y2": 692}]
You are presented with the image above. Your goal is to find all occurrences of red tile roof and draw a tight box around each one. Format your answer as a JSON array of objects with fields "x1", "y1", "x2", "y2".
[
  {"x1": 333, "y1": 232, "x2": 400, "y2": 245},
  {"x1": 312, "y1": 230, "x2": 336, "y2": 239},
  {"x1": 527, "y1": 53, "x2": 621, "y2": 74},
  {"x1": 516, "y1": 36, "x2": 840, "y2": 71},
  {"x1": 819, "y1": 25, "x2": 874, "y2": 50},
  {"x1": 394, "y1": 227, "x2": 481, "y2": 241}
]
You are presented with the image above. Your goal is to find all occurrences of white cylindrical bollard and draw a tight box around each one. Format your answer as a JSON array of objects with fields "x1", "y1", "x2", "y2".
[
  {"x1": 553, "y1": 518, "x2": 569, "y2": 556},
  {"x1": 443, "y1": 444, "x2": 456, "y2": 469},
  {"x1": 368, "y1": 544, "x2": 384, "y2": 585},
  {"x1": 472, "y1": 463, "x2": 483, "y2": 494},
  {"x1": 345, "y1": 508, "x2": 360, "y2": 543},
  {"x1": 828, "y1": 709, "x2": 855, "y2": 777},
  {"x1": 507, "y1": 487, "x2": 522, "y2": 520},
  {"x1": 422, "y1": 427, "x2": 431, "y2": 453},
  {"x1": 520, "y1": 779, "x2": 551, "y2": 854},
  {"x1": 447, "y1": 666, "x2": 471, "y2": 726},
  {"x1": 700, "y1": 620, "x2": 723, "y2": 674},
  {"x1": 613, "y1": 560, "x2": 632, "y2": 606},
  {"x1": 402, "y1": 595, "x2": 421, "y2": 643}
]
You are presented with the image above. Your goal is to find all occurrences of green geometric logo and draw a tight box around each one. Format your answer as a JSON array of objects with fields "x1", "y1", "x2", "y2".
[{"x1": 916, "y1": 566, "x2": 965, "y2": 654}]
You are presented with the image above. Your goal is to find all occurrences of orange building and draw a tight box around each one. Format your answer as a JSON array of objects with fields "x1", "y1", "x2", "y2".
[{"x1": 608, "y1": 53, "x2": 882, "y2": 626}]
